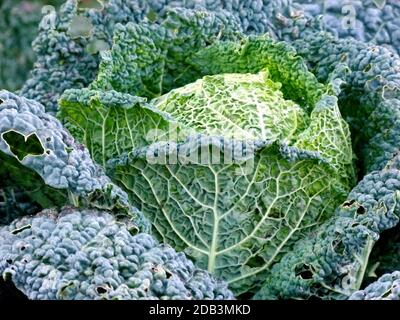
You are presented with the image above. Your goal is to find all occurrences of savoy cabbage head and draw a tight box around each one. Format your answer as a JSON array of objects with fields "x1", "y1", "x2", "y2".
[{"x1": 60, "y1": 13, "x2": 356, "y2": 295}]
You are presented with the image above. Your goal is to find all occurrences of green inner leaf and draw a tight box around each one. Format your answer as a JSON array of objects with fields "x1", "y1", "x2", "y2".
[
  {"x1": 152, "y1": 71, "x2": 308, "y2": 142},
  {"x1": 109, "y1": 136, "x2": 351, "y2": 294}
]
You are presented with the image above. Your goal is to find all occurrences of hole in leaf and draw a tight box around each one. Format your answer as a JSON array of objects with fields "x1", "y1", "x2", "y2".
[
  {"x1": 364, "y1": 64, "x2": 372, "y2": 72},
  {"x1": 340, "y1": 53, "x2": 348, "y2": 62},
  {"x1": 165, "y1": 269, "x2": 173, "y2": 279},
  {"x1": 11, "y1": 224, "x2": 32, "y2": 235},
  {"x1": 59, "y1": 282, "x2": 75, "y2": 296},
  {"x1": 295, "y1": 264, "x2": 314, "y2": 280},
  {"x1": 301, "y1": 283, "x2": 324, "y2": 300},
  {"x1": 96, "y1": 286, "x2": 108, "y2": 294},
  {"x1": 381, "y1": 289, "x2": 393, "y2": 299},
  {"x1": 343, "y1": 199, "x2": 356, "y2": 207},
  {"x1": 246, "y1": 25, "x2": 257, "y2": 33},
  {"x1": 2, "y1": 131, "x2": 44, "y2": 161},
  {"x1": 0, "y1": 98, "x2": 3, "y2": 104},
  {"x1": 332, "y1": 239, "x2": 345, "y2": 254},
  {"x1": 128, "y1": 226, "x2": 139, "y2": 236},
  {"x1": 356, "y1": 206, "x2": 366, "y2": 215}
]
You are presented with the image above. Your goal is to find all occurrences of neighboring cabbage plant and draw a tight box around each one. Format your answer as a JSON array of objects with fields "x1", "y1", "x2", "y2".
[
  {"x1": 60, "y1": 16, "x2": 356, "y2": 295},
  {"x1": 0, "y1": 207, "x2": 234, "y2": 300}
]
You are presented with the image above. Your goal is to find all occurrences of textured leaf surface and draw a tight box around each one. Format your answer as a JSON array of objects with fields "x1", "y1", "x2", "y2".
[
  {"x1": 152, "y1": 71, "x2": 354, "y2": 184},
  {"x1": 185, "y1": 36, "x2": 326, "y2": 111},
  {"x1": 255, "y1": 155, "x2": 400, "y2": 300},
  {"x1": 0, "y1": 207, "x2": 234, "y2": 300},
  {"x1": 295, "y1": 0, "x2": 400, "y2": 55},
  {"x1": 254, "y1": 29, "x2": 400, "y2": 300},
  {"x1": 365, "y1": 223, "x2": 400, "y2": 281},
  {"x1": 110, "y1": 129, "x2": 353, "y2": 294},
  {"x1": 21, "y1": 0, "x2": 312, "y2": 113},
  {"x1": 350, "y1": 271, "x2": 400, "y2": 300},
  {"x1": 60, "y1": 27, "x2": 355, "y2": 294},
  {"x1": 60, "y1": 36, "x2": 330, "y2": 168},
  {"x1": 59, "y1": 89, "x2": 184, "y2": 168},
  {"x1": 0, "y1": 90, "x2": 148, "y2": 230},
  {"x1": 291, "y1": 31, "x2": 400, "y2": 174},
  {"x1": 152, "y1": 71, "x2": 308, "y2": 142},
  {"x1": 91, "y1": 8, "x2": 242, "y2": 98}
]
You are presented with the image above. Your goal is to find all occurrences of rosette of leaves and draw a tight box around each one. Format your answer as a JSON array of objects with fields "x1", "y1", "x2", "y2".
[{"x1": 60, "y1": 14, "x2": 356, "y2": 295}]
